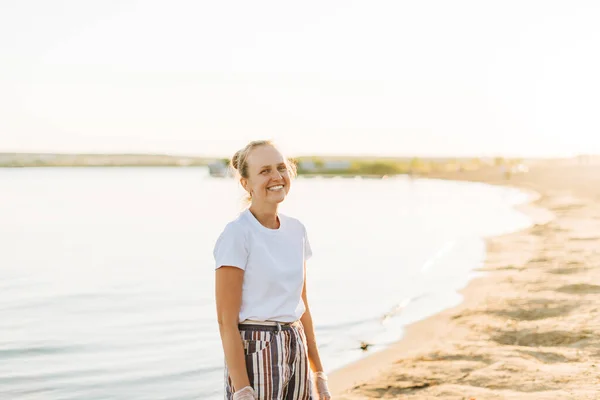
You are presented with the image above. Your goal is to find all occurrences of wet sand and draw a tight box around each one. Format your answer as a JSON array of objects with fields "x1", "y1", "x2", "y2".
[{"x1": 329, "y1": 160, "x2": 600, "y2": 399}]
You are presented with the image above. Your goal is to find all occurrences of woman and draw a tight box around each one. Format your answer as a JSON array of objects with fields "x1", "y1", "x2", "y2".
[{"x1": 213, "y1": 140, "x2": 332, "y2": 400}]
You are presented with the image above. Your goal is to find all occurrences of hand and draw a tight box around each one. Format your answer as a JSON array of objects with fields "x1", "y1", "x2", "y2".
[
  {"x1": 315, "y1": 371, "x2": 332, "y2": 399},
  {"x1": 233, "y1": 386, "x2": 257, "y2": 400}
]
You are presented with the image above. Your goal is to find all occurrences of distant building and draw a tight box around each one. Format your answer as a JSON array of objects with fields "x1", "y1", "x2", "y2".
[
  {"x1": 298, "y1": 160, "x2": 316, "y2": 171},
  {"x1": 297, "y1": 159, "x2": 351, "y2": 172},
  {"x1": 323, "y1": 160, "x2": 351, "y2": 170},
  {"x1": 208, "y1": 160, "x2": 233, "y2": 177}
]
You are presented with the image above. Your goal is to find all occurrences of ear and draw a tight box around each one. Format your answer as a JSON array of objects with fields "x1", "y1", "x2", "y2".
[{"x1": 240, "y1": 177, "x2": 249, "y2": 192}]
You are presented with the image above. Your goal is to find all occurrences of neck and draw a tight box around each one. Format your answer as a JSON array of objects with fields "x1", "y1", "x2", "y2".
[{"x1": 249, "y1": 203, "x2": 280, "y2": 229}]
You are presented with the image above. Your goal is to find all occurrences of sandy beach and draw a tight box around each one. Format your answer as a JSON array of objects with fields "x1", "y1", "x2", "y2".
[{"x1": 329, "y1": 160, "x2": 600, "y2": 399}]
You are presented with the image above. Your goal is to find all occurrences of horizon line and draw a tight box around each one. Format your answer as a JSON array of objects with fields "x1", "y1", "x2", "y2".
[{"x1": 0, "y1": 150, "x2": 590, "y2": 160}]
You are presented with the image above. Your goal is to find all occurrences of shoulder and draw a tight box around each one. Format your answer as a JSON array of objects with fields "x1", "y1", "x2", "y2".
[
  {"x1": 280, "y1": 213, "x2": 308, "y2": 233},
  {"x1": 216, "y1": 212, "x2": 251, "y2": 241},
  {"x1": 213, "y1": 212, "x2": 253, "y2": 268}
]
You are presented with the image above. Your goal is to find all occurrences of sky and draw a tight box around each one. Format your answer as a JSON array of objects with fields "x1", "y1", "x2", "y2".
[{"x1": 1, "y1": 0, "x2": 600, "y2": 158}]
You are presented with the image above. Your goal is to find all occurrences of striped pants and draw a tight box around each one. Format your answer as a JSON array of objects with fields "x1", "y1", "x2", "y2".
[{"x1": 225, "y1": 321, "x2": 313, "y2": 399}]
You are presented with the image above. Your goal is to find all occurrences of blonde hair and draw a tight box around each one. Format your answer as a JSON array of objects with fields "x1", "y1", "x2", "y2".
[{"x1": 231, "y1": 140, "x2": 297, "y2": 204}]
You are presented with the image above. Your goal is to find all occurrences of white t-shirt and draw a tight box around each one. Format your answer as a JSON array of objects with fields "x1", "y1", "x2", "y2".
[{"x1": 213, "y1": 208, "x2": 313, "y2": 323}]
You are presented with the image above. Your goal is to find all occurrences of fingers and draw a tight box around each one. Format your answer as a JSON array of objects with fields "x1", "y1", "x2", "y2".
[
  {"x1": 232, "y1": 386, "x2": 257, "y2": 400},
  {"x1": 314, "y1": 371, "x2": 331, "y2": 399}
]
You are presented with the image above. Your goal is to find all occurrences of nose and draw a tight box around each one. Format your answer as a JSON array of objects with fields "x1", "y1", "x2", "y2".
[{"x1": 272, "y1": 169, "x2": 283, "y2": 179}]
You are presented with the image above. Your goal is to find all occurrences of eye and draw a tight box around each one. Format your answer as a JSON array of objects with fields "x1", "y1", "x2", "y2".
[{"x1": 278, "y1": 166, "x2": 287, "y2": 171}]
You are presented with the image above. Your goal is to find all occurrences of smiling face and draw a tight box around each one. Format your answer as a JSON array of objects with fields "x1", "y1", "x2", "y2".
[{"x1": 241, "y1": 145, "x2": 291, "y2": 207}]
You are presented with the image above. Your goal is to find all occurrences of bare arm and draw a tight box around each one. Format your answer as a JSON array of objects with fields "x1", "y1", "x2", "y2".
[
  {"x1": 215, "y1": 266, "x2": 250, "y2": 391},
  {"x1": 299, "y1": 262, "x2": 325, "y2": 373}
]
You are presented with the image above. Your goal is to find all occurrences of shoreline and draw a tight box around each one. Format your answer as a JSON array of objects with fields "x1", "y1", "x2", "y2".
[
  {"x1": 328, "y1": 180, "x2": 551, "y2": 394},
  {"x1": 329, "y1": 164, "x2": 600, "y2": 399}
]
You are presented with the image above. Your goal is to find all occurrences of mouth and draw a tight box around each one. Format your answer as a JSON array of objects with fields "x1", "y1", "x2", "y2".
[{"x1": 267, "y1": 184, "x2": 285, "y2": 192}]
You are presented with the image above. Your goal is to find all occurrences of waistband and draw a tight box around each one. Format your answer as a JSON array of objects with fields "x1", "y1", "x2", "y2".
[{"x1": 238, "y1": 320, "x2": 300, "y2": 332}]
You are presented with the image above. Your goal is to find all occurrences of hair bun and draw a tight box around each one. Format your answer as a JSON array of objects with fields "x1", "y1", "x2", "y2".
[{"x1": 231, "y1": 151, "x2": 241, "y2": 170}]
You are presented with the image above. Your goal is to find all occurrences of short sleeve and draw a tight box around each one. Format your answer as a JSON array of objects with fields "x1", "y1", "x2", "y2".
[
  {"x1": 303, "y1": 225, "x2": 313, "y2": 261},
  {"x1": 213, "y1": 223, "x2": 248, "y2": 270}
]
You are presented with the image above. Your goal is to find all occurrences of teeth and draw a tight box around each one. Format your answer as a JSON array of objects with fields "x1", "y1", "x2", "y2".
[{"x1": 268, "y1": 185, "x2": 284, "y2": 191}]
